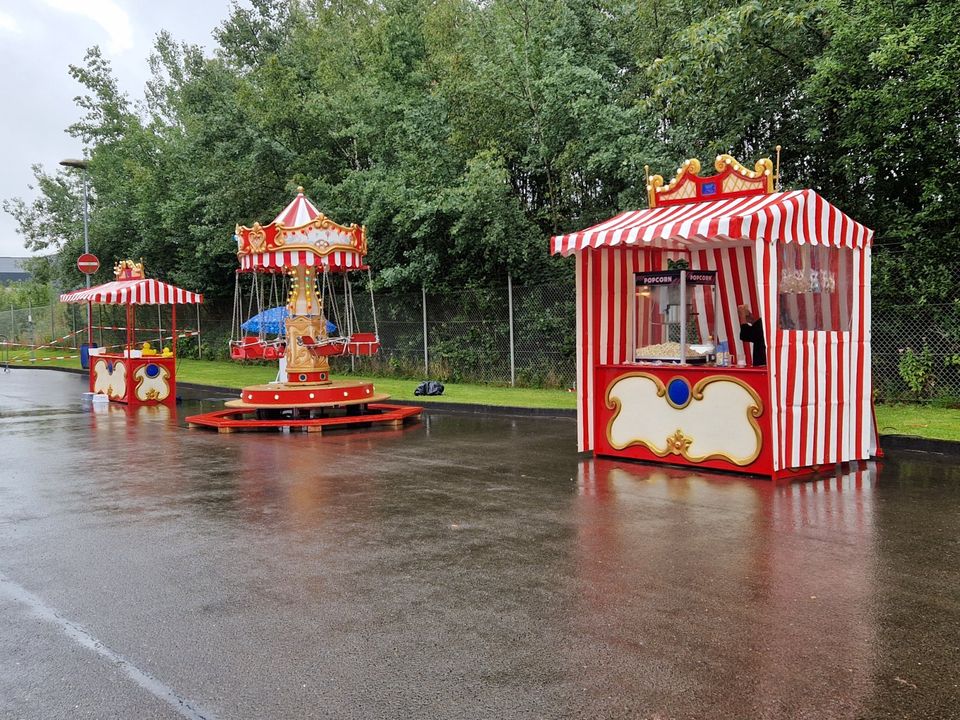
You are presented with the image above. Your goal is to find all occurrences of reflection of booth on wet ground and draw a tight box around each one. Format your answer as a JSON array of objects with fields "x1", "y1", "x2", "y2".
[
  {"x1": 60, "y1": 260, "x2": 204, "y2": 405},
  {"x1": 551, "y1": 155, "x2": 878, "y2": 480}
]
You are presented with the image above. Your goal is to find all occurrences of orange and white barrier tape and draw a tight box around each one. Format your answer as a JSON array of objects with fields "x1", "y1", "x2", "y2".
[
  {"x1": 21, "y1": 354, "x2": 80, "y2": 362},
  {"x1": 0, "y1": 328, "x2": 84, "y2": 349}
]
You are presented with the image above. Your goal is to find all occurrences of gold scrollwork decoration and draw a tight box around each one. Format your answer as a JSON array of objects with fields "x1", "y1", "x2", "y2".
[
  {"x1": 715, "y1": 154, "x2": 774, "y2": 192},
  {"x1": 647, "y1": 158, "x2": 701, "y2": 208},
  {"x1": 647, "y1": 154, "x2": 776, "y2": 207},
  {"x1": 664, "y1": 428, "x2": 692, "y2": 455},
  {"x1": 134, "y1": 364, "x2": 170, "y2": 402},
  {"x1": 113, "y1": 259, "x2": 145, "y2": 280},
  {"x1": 248, "y1": 222, "x2": 267, "y2": 253},
  {"x1": 604, "y1": 372, "x2": 765, "y2": 466}
]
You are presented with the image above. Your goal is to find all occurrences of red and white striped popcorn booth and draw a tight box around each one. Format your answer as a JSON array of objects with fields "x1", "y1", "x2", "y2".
[
  {"x1": 550, "y1": 154, "x2": 878, "y2": 480},
  {"x1": 60, "y1": 260, "x2": 204, "y2": 405}
]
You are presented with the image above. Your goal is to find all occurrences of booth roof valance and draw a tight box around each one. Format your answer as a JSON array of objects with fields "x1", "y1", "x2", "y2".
[
  {"x1": 550, "y1": 189, "x2": 873, "y2": 256},
  {"x1": 60, "y1": 278, "x2": 204, "y2": 305}
]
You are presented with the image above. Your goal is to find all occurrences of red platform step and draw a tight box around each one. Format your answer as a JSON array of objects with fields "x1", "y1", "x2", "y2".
[{"x1": 186, "y1": 402, "x2": 422, "y2": 433}]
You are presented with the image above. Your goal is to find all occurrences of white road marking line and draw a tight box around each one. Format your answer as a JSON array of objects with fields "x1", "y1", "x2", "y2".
[{"x1": 0, "y1": 571, "x2": 215, "y2": 720}]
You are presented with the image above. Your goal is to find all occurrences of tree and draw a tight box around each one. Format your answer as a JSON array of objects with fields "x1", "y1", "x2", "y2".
[{"x1": 4, "y1": 0, "x2": 957, "y2": 306}]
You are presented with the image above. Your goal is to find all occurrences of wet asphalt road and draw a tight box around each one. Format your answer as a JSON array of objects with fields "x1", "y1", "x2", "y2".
[{"x1": 0, "y1": 368, "x2": 958, "y2": 719}]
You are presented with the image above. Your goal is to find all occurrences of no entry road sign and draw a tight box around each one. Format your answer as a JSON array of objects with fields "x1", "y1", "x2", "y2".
[{"x1": 77, "y1": 253, "x2": 100, "y2": 274}]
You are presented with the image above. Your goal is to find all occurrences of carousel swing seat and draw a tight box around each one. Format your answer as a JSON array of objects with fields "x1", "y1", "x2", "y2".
[
  {"x1": 346, "y1": 332, "x2": 380, "y2": 356},
  {"x1": 230, "y1": 336, "x2": 287, "y2": 361},
  {"x1": 298, "y1": 333, "x2": 380, "y2": 357}
]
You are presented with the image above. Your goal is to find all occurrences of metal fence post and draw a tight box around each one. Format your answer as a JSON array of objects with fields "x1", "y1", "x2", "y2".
[
  {"x1": 422, "y1": 284, "x2": 429, "y2": 376},
  {"x1": 507, "y1": 273, "x2": 515, "y2": 386},
  {"x1": 28, "y1": 300, "x2": 34, "y2": 359}
]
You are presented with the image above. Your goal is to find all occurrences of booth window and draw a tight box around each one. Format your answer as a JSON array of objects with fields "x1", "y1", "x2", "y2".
[
  {"x1": 777, "y1": 243, "x2": 854, "y2": 332},
  {"x1": 634, "y1": 270, "x2": 717, "y2": 362}
]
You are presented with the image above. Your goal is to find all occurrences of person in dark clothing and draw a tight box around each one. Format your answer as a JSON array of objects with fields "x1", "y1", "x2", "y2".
[{"x1": 737, "y1": 305, "x2": 767, "y2": 366}]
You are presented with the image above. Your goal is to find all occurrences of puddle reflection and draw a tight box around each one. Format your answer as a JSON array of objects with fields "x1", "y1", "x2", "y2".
[{"x1": 570, "y1": 459, "x2": 881, "y2": 716}]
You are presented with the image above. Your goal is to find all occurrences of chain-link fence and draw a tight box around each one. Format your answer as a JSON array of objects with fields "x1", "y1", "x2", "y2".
[
  {"x1": 3, "y1": 286, "x2": 958, "y2": 400},
  {"x1": 872, "y1": 303, "x2": 960, "y2": 403},
  {"x1": 327, "y1": 279, "x2": 576, "y2": 388},
  {"x1": 0, "y1": 301, "x2": 86, "y2": 362}
]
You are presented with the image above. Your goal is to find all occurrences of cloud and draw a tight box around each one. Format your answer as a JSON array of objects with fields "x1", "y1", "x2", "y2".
[
  {"x1": 0, "y1": 11, "x2": 22, "y2": 34},
  {"x1": 42, "y1": 0, "x2": 134, "y2": 54}
]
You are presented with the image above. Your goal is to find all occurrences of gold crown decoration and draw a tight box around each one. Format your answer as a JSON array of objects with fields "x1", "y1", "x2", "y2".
[
  {"x1": 645, "y1": 152, "x2": 777, "y2": 208},
  {"x1": 114, "y1": 259, "x2": 145, "y2": 280}
]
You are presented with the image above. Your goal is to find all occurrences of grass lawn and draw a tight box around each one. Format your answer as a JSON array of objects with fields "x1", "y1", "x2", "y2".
[
  {"x1": 874, "y1": 404, "x2": 960, "y2": 443},
  {"x1": 8, "y1": 349, "x2": 959, "y2": 439},
  {"x1": 172, "y1": 358, "x2": 578, "y2": 409},
  {"x1": 7, "y1": 350, "x2": 577, "y2": 410}
]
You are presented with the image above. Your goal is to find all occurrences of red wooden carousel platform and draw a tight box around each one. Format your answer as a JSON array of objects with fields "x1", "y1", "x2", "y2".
[
  {"x1": 186, "y1": 379, "x2": 422, "y2": 433},
  {"x1": 225, "y1": 379, "x2": 385, "y2": 408}
]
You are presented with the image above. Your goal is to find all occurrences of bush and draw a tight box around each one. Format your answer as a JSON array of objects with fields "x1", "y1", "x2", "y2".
[{"x1": 898, "y1": 344, "x2": 935, "y2": 401}]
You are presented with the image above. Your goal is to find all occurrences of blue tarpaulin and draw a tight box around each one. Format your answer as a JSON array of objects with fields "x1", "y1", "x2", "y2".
[{"x1": 241, "y1": 306, "x2": 336, "y2": 335}]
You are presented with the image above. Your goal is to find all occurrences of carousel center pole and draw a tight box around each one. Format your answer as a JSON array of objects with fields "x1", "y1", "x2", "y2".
[{"x1": 283, "y1": 263, "x2": 331, "y2": 385}]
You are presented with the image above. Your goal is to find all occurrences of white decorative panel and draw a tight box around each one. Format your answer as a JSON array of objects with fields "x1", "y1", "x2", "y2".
[{"x1": 606, "y1": 373, "x2": 762, "y2": 466}]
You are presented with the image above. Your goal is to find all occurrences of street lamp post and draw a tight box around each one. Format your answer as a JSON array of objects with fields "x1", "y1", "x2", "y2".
[{"x1": 59, "y1": 158, "x2": 92, "y2": 345}]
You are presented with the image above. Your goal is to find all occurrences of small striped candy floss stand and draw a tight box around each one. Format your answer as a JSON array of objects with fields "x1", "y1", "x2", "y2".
[{"x1": 60, "y1": 259, "x2": 204, "y2": 406}]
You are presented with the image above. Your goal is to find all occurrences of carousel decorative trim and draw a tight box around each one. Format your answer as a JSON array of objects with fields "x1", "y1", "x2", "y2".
[
  {"x1": 714, "y1": 155, "x2": 774, "y2": 187},
  {"x1": 93, "y1": 358, "x2": 127, "y2": 399},
  {"x1": 646, "y1": 158, "x2": 701, "y2": 208},
  {"x1": 236, "y1": 216, "x2": 366, "y2": 258},
  {"x1": 604, "y1": 372, "x2": 763, "y2": 466}
]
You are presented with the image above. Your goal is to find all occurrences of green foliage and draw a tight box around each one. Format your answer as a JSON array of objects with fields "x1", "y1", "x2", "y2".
[
  {"x1": 0, "y1": 277, "x2": 53, "y2": 310},
  {"x1": 898, "y1": 344, "x2": 935, "y2": 400},
  {"x1": 3, "y1": 0, "x2": 958, "y2": 309}
]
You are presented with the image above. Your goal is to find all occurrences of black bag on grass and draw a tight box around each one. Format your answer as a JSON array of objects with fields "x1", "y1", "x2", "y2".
[{"x1": 414, "y1": 380, "x2": 445, "y2": 396}]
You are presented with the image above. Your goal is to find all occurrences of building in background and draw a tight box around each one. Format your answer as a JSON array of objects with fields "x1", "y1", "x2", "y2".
[{"x1": 0, "y1": 257, "x2": 32, "y2": 283}]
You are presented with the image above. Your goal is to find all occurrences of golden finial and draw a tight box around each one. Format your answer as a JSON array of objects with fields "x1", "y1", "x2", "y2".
[
  {"x1": 774, "y1": 145, "x2": 782, "y2": 191},
  {"x1": 644, "y1": 164, "x2": 654, "y2": 208},
  {"x1": 296, "y1": 186, "x2": 304, "y2": 194}
]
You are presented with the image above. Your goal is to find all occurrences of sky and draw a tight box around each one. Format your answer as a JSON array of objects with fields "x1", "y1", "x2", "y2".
[{"x1": 0, "y1": 0, "x2": 239, "y2": 257}]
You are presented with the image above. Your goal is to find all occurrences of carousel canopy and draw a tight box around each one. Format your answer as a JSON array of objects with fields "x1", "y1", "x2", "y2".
[
  {"x1": 550, "y1": 189, "x2": 873, "y2": 256},
  {"x1": 274, "y1": 191, "x2": 320, "y2": 226},
  {"x1": 235, "y1": 187, "x2": 367, "y2": 271},
  {"x1": 60, "y1": 278, "x2": 203, "y2": 305}
]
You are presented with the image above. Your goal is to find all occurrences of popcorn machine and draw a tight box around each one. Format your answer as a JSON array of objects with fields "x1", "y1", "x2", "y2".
[{"x1": 634, "y1": 269, "x2": 718, "y2": 364}]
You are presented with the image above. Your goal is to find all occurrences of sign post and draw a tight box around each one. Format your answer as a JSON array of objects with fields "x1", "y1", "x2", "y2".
[{"x1": 76, "y1": 254, "x2": 99, "y2": 346}]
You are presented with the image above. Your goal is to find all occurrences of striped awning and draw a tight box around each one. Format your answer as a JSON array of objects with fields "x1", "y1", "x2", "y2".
[
  {"x1": 239, "y1": 249, "x2": 366, "y2": 272},
  {"x1": 550, "y1": 189, "x2": 873, "y2": 255},
  {"x1": 60, "y1": 279, "x2": 203, "y2": 305}
]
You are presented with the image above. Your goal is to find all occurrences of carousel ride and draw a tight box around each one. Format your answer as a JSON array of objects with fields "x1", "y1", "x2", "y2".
[{"x1": 186, "y1": 188, "x2": 421, "y2": 433}]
